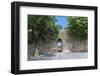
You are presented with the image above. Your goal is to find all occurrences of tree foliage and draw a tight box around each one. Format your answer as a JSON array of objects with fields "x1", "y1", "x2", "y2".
[
  {"x1": 28, "y1": 15, "x2": 60, "y2": 44},
  {"x1": 67, "y1": 16, "x2": 88, "y2": 40}
]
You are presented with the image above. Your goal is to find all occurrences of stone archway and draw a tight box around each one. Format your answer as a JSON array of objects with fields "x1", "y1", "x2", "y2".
[
  {"x1": 57, "y1": 30, "x2": 71, "y2": 53},
  {"x1": 56, "y1": 38, "x2": 63, "y2": 52}
]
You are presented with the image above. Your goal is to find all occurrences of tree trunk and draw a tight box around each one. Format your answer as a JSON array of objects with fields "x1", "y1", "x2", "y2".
[{"x1": 32, "y1": 42, "x2": 39, "y2": 59}]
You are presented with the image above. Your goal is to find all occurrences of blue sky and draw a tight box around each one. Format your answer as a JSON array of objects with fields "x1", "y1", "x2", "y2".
[{"x1": 55, "y1": 16, "x2": 68, "y2": 30}]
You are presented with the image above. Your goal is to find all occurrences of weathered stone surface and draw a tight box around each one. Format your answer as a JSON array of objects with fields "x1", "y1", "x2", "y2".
[
  {"x1": 29, "y1": 52, "x2": 88, "y2": 61},
  {"x1": 28, "y1": 30, "x2": 87, "y2": 60}
]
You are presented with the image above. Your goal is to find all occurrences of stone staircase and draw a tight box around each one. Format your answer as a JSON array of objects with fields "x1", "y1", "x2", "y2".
[{"x1": 58, "y1": 30, "x2": 71, "y2": 53}]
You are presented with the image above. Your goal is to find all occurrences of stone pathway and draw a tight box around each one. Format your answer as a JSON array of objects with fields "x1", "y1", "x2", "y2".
[{"x1": 29, "y1": 52, "x2": 88, "y2": 61}]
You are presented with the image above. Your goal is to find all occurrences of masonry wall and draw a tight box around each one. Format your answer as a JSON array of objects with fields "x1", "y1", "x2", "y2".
[
  {"x1": 64, "y1": 32, "x2": 88, "y2": 52},
  {"x1": 28, "y1": 31, "x2": 88, "y2": 60}
]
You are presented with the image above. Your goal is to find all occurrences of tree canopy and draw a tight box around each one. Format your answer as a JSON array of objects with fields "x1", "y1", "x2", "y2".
[
  {"x1": 28, "y1": 15, "x2": 60, "y2": 44},
  {"x1": 67, "y1": 16, "x2": 88, "y2": 40}
]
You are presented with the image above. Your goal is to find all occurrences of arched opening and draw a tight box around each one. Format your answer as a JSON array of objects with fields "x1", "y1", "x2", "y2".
[{"x1": 56, "y1": 38, "x2": 63, "y2": 52}]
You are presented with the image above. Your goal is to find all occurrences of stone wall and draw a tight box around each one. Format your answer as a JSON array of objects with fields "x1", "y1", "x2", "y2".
[
  {"x1": 64, "y1": 31, "x2": 88, "y2": 52},
  {"x1": 28, "y1": 39, "x2": 57, "y2": 60},
  {"x1": 28, "y1": 30, "x2": 88, "y2": 59},
  {"x1": 66, "y1": 39, "x2": 87, "y2": 52}
]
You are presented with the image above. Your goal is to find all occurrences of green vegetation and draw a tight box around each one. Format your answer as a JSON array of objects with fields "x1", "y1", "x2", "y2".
[
  {"x1": 28, "y1": 15, "x2": 60, "y2": 45},
  {"x1": 67, "y1": 16, "x2": 88, "y2": 40}
]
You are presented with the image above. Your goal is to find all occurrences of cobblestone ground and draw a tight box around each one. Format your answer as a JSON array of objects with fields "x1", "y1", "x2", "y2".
[{"x1": 29, "y1": 52, "x2": 88, "y2": 61}]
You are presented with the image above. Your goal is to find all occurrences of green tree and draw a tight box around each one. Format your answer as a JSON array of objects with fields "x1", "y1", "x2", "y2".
[
  {"x1": 67, "y1": 16, "x2": 88, "y2": 40},
  {"x1": 28, "y1": 15, "x2": 60, "y2": 56}
]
